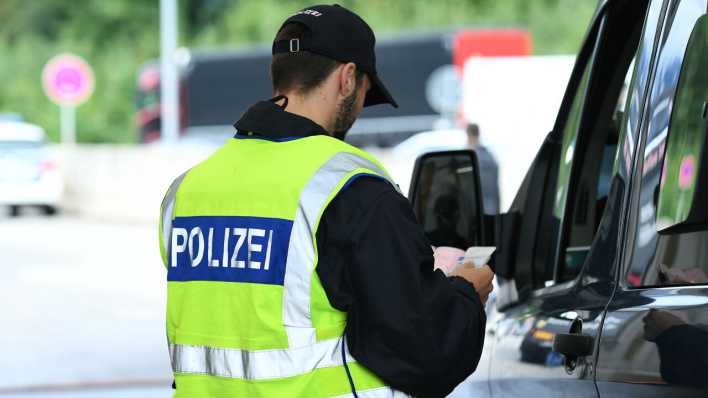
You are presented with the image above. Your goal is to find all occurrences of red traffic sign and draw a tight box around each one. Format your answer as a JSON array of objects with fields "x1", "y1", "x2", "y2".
[{"x1": 42, "y1": 53, "x2": 95, "y2": 106}]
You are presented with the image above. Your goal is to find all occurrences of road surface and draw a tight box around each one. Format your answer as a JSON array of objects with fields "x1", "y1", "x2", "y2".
[
  {"x1": 0, "y1": 214, "x2": 172, "y2": 397},
  {"x1": 0, "y1": 212, "x2": 496, "y2": 397}
]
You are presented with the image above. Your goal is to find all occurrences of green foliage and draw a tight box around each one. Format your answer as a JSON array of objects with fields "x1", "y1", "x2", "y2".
[
  {"x1": 0, "y1": 0, "x2": 597, "y2": 143},
  {"x1": 656, "y1": 16, "x2": 708, "y2": 228},
  {"x1": 187, "y1": 0, "x2": 597, "y2": 53},
  {"x1": 0, "y1": 0, "x2": 158, "y2": 143}
]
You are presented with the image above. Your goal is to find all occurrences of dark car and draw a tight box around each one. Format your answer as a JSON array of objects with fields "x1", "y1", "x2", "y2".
[{"x1": 408, "y1": 0, "x2": 708, "y2": 396}]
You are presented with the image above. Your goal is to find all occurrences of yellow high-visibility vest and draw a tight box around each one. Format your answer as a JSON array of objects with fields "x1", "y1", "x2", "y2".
[{"x1": 159, "y1": 134, "x2": 408, "y2": 397}]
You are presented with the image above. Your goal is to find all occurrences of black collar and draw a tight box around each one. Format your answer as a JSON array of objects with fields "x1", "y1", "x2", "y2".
[{"x1": 233, "y1": 98, "x2": 328, "y2": 139}]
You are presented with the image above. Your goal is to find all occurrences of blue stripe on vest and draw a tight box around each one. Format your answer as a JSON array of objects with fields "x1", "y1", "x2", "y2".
[{"x1": 167, "y1": 216, "x2": 292, "y2": 285}]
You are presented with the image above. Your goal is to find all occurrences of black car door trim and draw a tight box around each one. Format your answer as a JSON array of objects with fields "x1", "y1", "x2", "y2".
[
  {"x1": 592, "y1": 0, "x2": 671, "y2": 388},
  {"x1": 551, "y1": 1, "x2": 610, "y2": 140}
]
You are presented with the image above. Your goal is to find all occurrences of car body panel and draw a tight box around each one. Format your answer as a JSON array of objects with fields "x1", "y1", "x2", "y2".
[
  {"x1": 412, "y1": 1, "x2": 706, "y2": 397},
  {"x1": 596, "y1": 1, "x2": 708, "y2": 396},
  {"x1": 484, "y1": 0, "x2": 693, "y2": 397}
]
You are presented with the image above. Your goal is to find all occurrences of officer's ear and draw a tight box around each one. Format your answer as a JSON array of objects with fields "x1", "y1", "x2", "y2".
[{"x1": 337, "y1": 62, "x2": 358, "y2": 98}]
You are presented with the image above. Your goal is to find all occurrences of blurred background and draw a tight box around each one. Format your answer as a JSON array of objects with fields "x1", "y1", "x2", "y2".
[{"x1": 0, "y1": 0, "x2": 597, "y2": 396}]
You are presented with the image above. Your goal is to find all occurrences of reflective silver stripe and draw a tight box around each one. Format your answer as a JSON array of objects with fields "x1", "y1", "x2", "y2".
[
  {"x1": 167, "y1": 151, "x2": 399, "y2": 385},
  {"x1": 170, "y1": 335, "x2": 354, "y2": 380},
  {"x1": 161, "y1": 172, "x2": 188, "y2": 260},
  {"x1": 282, "y1": 152, "x2": 395, "y2": 347},
  {"x1": 332, "y1": 387, "x2": 411, "y2": 398}
]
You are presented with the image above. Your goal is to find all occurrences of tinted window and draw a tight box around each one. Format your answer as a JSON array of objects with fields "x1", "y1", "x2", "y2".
[
  {"x1": 656, "y1": 15, "x2": 708, "y2": 230},
  {"x1": 0, "y1": 140, "x2": 43, "y2": 158},
  {"x1": 534, "y1": 46, "x2": 594, "y2": 288},
  {"x1": 553, "y1": 0, "x2": 650, "y2": 283},
  {"x1": 625, "y1": 2, "x2": 708, "y2": 287}
]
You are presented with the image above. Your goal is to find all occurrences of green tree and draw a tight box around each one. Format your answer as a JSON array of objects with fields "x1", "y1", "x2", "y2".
[
  {"x1": 0, "y1": 0, "x2": 158, "y2": 143},
  {"x1": 0, "y1": 0, "x2": 597, "y2": 144}
]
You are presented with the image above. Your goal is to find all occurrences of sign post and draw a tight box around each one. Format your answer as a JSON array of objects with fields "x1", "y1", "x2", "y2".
[
  {"x1": 60, "y1": 105, "x2": 76, "y2": 144},
  {"x1": 42, "y1": 53, "x2": 95, "y2": 144},
  {"x1": 160, "y1": 0, "x2": 179, "y2": 143}
]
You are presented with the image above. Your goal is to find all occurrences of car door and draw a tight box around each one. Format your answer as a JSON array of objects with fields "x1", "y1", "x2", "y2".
[
  {"x1": 487, "y1": 0, "x2": 652, "y2": 396},
  {"x1": 595, "y1": 1, "x2": 708, "y2": 397}
]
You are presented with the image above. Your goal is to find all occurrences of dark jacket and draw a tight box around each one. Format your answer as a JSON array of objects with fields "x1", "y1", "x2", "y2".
[{"x1": 234, "y1": 99, "x2": 487, "y2": 398}]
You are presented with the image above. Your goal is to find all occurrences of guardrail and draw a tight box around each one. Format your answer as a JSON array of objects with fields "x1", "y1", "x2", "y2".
[{"x1": 53, "y1": 144, "x2": 214, "y2": 223}]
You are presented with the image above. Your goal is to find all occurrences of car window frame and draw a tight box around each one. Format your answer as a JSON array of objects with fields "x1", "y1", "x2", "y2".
[
  {"x1": 523, "y1": 2, "x2": 609, "y2": 293},
  {"x1": 620, "y1": 0, "x2": 708, "y2": 289},
  {"x1": 531, "y1": 0, "x2": 656, "y2": 295},
  {"x1": 555, "y1": 0, "x2": 665, "y2": 283}
]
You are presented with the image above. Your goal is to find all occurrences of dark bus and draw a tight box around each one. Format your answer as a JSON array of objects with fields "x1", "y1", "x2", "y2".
[{"x1": 136, "y1": 29, "x2": 530, "y2": 146}]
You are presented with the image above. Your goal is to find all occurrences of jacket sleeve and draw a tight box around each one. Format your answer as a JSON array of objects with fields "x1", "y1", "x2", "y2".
[
  {"x1": 159, "y1": 172, "x2": 188, "y2": 268},
  {"x1": 316, "y1": 177, "x2": 487, "y2": 398},
  {"x1": 655, "y1": 324, "x2": 708, "y2": 387}
]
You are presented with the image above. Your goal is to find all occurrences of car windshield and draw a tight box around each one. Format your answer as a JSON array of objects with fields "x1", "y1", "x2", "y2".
[
  {"x1": 0, "y1": 140, "x2": 44, "y2": 162},
  {"x1": 0, "y1": 140, "x2": 42, "y2": 151}
]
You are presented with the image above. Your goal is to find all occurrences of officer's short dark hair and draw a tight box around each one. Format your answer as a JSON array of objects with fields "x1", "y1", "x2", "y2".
[
  {"x1": 466, "y1": 123, "x2": 480, "y2": 138},
  {"x1": 271, "y1": 23, "x2": 363, "y2": 95}
]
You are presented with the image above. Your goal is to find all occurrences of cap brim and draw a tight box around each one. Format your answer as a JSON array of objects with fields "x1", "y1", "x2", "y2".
[{"x1": 364, "y1": 73, "x2": 398, "y2": 108}]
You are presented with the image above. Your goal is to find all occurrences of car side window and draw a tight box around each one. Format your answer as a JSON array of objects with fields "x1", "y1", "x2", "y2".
[
  {"x1": 546, "y1": 60, "x2": 592, "y2": 282},
  {"x1": 625, "y1": 2, "x2": 708, "y2": 287},
  {"x1": 552, "y1": 0, "x2": 651, "y2": 284},
  {"x1": 527, "y1": 30, "x2": 597, "y2": 290}
]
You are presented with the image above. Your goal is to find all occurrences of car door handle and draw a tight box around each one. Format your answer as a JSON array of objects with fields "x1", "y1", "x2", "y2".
[{"x1": 553, "y1": 332, "x2": 594, "y2": 358}]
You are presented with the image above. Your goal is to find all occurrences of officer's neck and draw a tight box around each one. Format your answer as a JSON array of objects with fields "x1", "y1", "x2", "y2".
[{"x1": 274, "y1": 91, "x2": 336, "y2": 135}]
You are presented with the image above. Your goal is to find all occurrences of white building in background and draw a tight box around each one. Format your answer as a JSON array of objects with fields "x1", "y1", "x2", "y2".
[{"x1": 463, "y1": 55, "x2": 575, "y2": 210}]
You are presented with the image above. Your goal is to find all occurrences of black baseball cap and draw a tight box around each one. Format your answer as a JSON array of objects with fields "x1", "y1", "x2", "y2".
[{"x1": 272, "y1": 4, "x2": 398, "y2": 108}]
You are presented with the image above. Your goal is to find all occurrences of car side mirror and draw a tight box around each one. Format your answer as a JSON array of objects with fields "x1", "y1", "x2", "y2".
[
  {"x1": 656, "y1": 16, "x2": 708, "y2": 234},
  {"x1": 408, "y1": 150, "x2": 486, "y2": 248}
]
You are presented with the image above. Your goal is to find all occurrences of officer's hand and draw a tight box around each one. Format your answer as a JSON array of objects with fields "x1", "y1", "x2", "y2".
[{"x1": 453, "y1": 263, "x2": 494, "y2": 304}]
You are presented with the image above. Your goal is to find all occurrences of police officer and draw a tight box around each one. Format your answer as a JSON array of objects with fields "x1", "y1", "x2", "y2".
[
  {"x1": 159, "y1": 4, "x2": 494, "y2": 397},
  {"x1": 466, "y1": 123, "x2": 500, "y2": 214}
]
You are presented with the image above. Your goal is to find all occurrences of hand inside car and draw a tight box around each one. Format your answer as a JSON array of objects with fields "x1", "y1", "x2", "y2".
[
  {"x1": 642, "y1": 309, "x2": 687, "y2": 342},
  {"x1": 453, "y1": 263, "x2": 494, "y2": 304}
]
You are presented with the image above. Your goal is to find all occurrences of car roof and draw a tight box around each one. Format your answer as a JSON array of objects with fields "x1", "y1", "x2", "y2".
[
  {"x1": 392, "y1": 128, "x2": 468, "y2": 158},
  {"x1": 0, "y1": 122, "x2": 46, "y2": 142}
]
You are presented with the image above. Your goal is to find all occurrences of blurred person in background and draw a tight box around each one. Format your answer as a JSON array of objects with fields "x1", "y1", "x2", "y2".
[
  {"x1": 159, "y1": 4, "x2": 493, "y2": 398},
  {"x1": 467, "y1": 123, "x2": 500, "y2": 214}
]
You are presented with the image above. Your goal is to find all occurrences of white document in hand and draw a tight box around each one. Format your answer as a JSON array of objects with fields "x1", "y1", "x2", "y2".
[
  {"x1": 459, "y1": 246, "x2": 496, "y2": 269},
  {"x1": 433, "y1": 246, "x2": 466, "y2": 276},
  {"x1": 433, "y1": 246, "x2": 496, "y2": 276}
]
